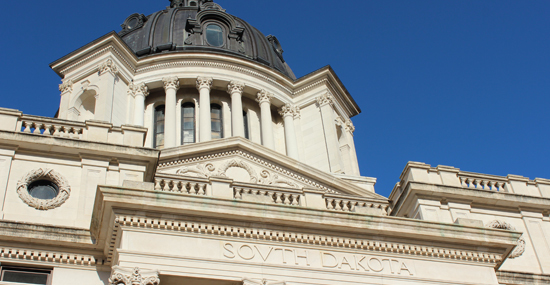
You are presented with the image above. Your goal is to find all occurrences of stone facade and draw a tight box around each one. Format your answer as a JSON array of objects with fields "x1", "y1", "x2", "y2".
[{"x1": 0, "y1": 1, "x2": 547, "y2": 285}]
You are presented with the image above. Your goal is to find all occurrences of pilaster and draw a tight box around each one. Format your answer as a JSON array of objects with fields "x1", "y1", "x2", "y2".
[
  {"x1": 58, "y1": 80, "x2": 73, "y2": 120},
  {"x1": 316, "y1": 92, "x2": 343, "y2": 173},
  {"x1": 95, "y1": 59, "x2": 119, "y2": 122},
  {"x1": 129, "y1": 82, "x2": 149, "y2": 127}
]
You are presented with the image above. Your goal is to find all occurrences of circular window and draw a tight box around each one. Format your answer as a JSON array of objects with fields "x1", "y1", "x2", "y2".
[
  {"x1": 205, "y1": 24, "x2": 224, "y2": 47},
  {"x1": 127, "y1": 18, "x2": 138, "y2": 30},
  {"x1": 28, "y1": 180, "x2": 59, "y2": 200},
  {"x1": 17, "y1": 168, "x2": 71, "y2": 210}
]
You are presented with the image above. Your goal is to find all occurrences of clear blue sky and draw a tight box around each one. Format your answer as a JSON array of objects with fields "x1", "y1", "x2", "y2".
[{"x1": 1, "y1": 0, "x2": 548, "y2": 197}]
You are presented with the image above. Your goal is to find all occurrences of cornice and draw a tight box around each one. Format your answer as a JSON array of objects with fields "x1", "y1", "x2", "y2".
[{"x1": 91, "y1": 186, "x2": 520, "y2": 268}]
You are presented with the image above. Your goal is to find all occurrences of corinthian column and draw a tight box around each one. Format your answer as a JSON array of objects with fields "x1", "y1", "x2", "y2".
[
  {"x1": 279, "y1": 103, "x2": 299, "y2": 159},
  {"x1": 196, "y1": 77, "x2": 213, "y2": 142},
  {"x1": 227, "y1": 81, "x2": 245, "y2": 137},
  {"x1": 256, "y1": 90, "x2": 275, "y2": 149},
  {"x1": 130, "y1": 82, "x2": 149, "y2": 126},
  {"x1": 109, "y1": 266, "x2": 160, "y2": 285},
  {"x1": 163, "y1": 76, "x2": 180, "y2": 148}
]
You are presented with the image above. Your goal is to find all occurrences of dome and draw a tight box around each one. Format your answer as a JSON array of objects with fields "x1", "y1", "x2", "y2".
[{"x1": 118, "y1": 0, "x2": 296, "y2": 79}]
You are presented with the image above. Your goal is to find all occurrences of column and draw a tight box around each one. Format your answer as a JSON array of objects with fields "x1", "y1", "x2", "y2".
[
  {"x1": 227, "y1": 81, "x2": 245, "y2": 137},
  {"x1": 196, "y1": 77, "x2": 213, "y2": 142},
  {"x1": 163, "y1": 76, "x2": 180, "y2": 148},
  {"x1": 109, "y1": 266, "x2": 160, "y2": 285},
  {"x1": 58, "y1": 80, "x2": 73, "y2": 120},
  {"x1": 256, "y1": 90, "x2": 275, "y2": 149},
  {"x1": 317, "y1": 92, "x2": 343, "y2": 173},
  {"x1": 95, "y1": 59, "x2": 118, "y2": 122},
  {"x1": 279, "y1": 103, "x2": 299, "y2": 159},
  {"x1": 130, "y1": 82, "x2": 149, "y2": 126}
]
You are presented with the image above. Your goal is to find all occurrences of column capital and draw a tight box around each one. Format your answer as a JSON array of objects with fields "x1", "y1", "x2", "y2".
[
  {"x1": 256, "y1": 89, "x2": 273, "y2": 104},
  {"x1": 227, "y1": 80, "x2": 245, "y2": 94},
  {"x1": 58, "y1": 80, "x2": 73, "y2": 94},
  {"x1": 109, "y1": 266, "x2": 160, "y2": 285},
  {"x1": 293, "y1": 106, "x2": 301, "y2": 119},
  {"x1": 196, "y1": 76, "x2": 213, "y2": 91},
  {"x1": 128, "y1": 82, "x2": 150, "y2": 97},
  {"x1": 316, "y1": 92, "x2": 334, "y2": 107},
  {"x1": 278, "y1": 103, "x2": 298, "y2": 118},
  {"x1": 98, "y1": 59, "x2": 119, "y2": 76},
  {"x1": 162, "y1": 76, "x2": 180, "y2": 91}
]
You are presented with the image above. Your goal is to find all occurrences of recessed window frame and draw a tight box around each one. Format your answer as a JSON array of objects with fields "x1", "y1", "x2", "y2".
[
  {"x1": 181, "y1": 102, "x2": 196, "y2": 145},
  {"x1": 154, "y1": 104, "x2": 166, "y2": 149},
  {"x1": 211, "y1": 103, "x2": 223, "y2": 139},
  {"x1": 243, "y1": 110, "x2": 249, "y2": 139},
  {"x1": 0, "y1": 265, "x2": 52, "y2": 285}
]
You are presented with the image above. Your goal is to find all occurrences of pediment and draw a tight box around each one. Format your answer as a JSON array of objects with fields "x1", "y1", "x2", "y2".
[{"x1": 156, "y1": 137, "x2": 386, "y2": 200}]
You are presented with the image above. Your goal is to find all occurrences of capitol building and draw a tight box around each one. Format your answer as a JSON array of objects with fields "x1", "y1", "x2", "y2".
[{"x1": 0, "y1": 1, "x2": 548, "y2": 284}]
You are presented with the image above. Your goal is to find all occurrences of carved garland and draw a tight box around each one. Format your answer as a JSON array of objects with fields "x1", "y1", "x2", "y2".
[
  {"x1": 486, "y1": 220, "x2": 526, "y2": 259},
  {"x1": 16, "y1": 169, "x2": 71, "y2": 210}
]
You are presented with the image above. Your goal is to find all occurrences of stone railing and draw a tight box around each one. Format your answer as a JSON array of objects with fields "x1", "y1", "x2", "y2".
[
  {"x1": 20, "y1": 116, "x2": 85, "y2": 139},
  {"x1": 233, "y1": 183, "x2": 302, "y2": 206},
  {"x1": 154, "y1": 174, "x2": 208, "y2": 196},
  {"x1": 392, "y1": 162, "x2": 550, "y2": 199},
  {"x1": 458, "y1": 173, "x2": 509, "y2": 192},
  {"x1": 0, "y1": 108, "x2": 147, "y2": 147},
  {"x1": 324, "y1": 193, "x2": 390, "y2": 215}
]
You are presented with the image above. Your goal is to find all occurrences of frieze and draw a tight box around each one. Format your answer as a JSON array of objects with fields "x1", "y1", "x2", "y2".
[{"x1": 223, "y1": 242, "x2": 415, "y2": 276}]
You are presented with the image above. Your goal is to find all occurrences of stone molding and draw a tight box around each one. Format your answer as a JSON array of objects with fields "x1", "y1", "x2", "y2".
[
  {"x1": 162, "y1": 76, "x2": 180, "y2": 91},
  {"x1": 58, "y1": 80, "x2": 73, "y2": 93},
  {"x1": 196, "y1": 76, "x2": 213, "y2": 90},
  {"x1": 486, "y1": 220, "x2": 526, "y2": 259},
  {"x1": 16, "y1": 168, "x2": 71, "y2": 210},
  {"x1": 278, "y1": 103, "x2": 298, "y2": 118},
  {"x1": 98, "y1": 59, "x2": 119, "y2": 76},
  {"x1": 227, "y1": 80, "x2": 245, "y2": 94},
  {"x1": 109, "y1": 266, "x2": 160, "y2": 285},
  {"x1": 128, "y1": 82, "x2": 150, "y2": 97},
  {"x1": 256, "y1": 89, "x2": 273, "y2": 104},
  {"x1": 316, "y1": 92, "x2": 334, "y2": 107},
  {"x1": 159, "y1": 150, "x2": 337, "y2": 193},
  {"x1": 111, "y1": 214, "x2": 504, "y2": 264}
]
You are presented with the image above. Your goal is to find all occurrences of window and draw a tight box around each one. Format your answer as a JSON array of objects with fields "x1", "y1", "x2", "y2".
[
  {"x1": 189, "y1": 1, "x2": 197, "y2": 6},
  {"x1": 1, "y1": 266, "x2": 51, "y2": 285},
  {"x1": 211, "y1": 104, "x2": 223, "y2": 139},
  {"x1": 154, "y1": 105, "x2": 165, "y2": 148},
  {"x1": 28, "y1": 180, "x2": 59, "y2": 200},
  {"x1": 181, "y1": 102, "x2": 196, "y2": 145},
  {"x1": 243, "y1": 111, "x2": 249, "y2": 139},
  {"x1": 205, "y1": 24, "x2": 224, "y2": 47}
]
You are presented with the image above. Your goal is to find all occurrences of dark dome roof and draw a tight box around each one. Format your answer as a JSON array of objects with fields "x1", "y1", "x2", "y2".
[{"x1": 118, "y1": 0, "x2": 296, "y2": 79}]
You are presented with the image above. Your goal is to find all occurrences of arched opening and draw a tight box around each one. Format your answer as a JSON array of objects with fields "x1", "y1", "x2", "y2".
[
  {"x1": 181, "y1": 102, "x2": 196, "y2": 145},
  {"x1": 211, "y1": 103, "x2": 223, "y2": 139},
  {"x1": 154, "y1": 105, "x2": 165, "y2": 148},
  {"x1": 75, "y1": 90, "x2": 96, "y2": 121}
]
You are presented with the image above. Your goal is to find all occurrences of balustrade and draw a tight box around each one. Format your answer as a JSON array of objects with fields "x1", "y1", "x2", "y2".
[
  {"x1": 325, "y1": 194, "x2": 389, "y2": 215},
  {"x1": 458, "y1": 175, "x2": 508, "y2": 192},
  {"x1": 154, "y1": 176, "x2": 207, "y2": 195},
  {"x1": 20, "y1": 117, "x2": 85, "y2": 139},
  {"x1": 234, "y1": 187, "x2": 301, "y2": 206}
]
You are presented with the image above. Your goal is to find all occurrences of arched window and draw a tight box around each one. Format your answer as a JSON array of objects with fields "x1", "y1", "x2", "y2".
[
  {"x1": 211, "y1": 104, "x2": 223, "y2": 139},
  {"x1": 243, "y1": 111, "x2": 249, "y2": 139},
  {"x1": 189, "y1": 1, "x2": 197, "y2": 6},
  {"x1": 205, "y1": 24, "x2": 224, "y2": 47},
  {"x1": 154, "y1": 105, "x2": 165, "y2": 148},
  {"x1": 181, "y1": 102, "x2": 196, "y2": 145}
]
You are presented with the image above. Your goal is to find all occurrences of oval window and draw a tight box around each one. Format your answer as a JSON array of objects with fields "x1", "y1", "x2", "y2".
[
  {"x1": 28, "y1": 180, "x2": 59, "y2": 200},
  {"x1": 206, "y1": 24, "x2": 224, "y2": 47}
]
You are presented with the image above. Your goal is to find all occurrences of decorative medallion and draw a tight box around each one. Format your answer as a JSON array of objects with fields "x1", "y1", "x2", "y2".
[{"x1": 16, "y1": 168, "x2": 71, "y2": 210}]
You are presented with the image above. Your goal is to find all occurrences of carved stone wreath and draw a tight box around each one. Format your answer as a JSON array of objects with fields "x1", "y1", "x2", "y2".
[
  {"x1": 486, "y1": 220, "x2": 526, "y2": 259},
  {"x1": 16, "y1": 168, "x2": 71, "y2": 210}
]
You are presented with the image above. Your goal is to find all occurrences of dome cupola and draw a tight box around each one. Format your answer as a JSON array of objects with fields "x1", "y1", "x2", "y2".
[{"x1": 118, "y1": 0, "x2": 296, "y2": 79}]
